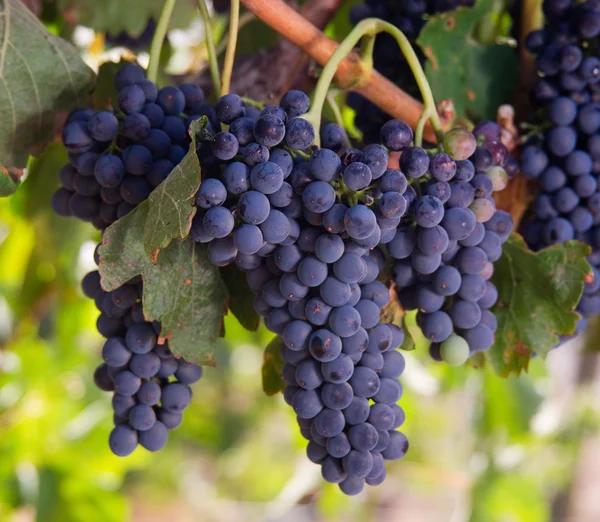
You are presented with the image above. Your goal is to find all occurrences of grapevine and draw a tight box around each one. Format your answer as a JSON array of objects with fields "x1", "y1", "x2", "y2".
[{"x1": 1, "y1": 0, "x2": 598, "y2": 512}]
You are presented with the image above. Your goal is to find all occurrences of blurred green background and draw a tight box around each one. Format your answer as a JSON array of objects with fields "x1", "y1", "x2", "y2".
[
  {"x1": 2, "y1": 1, "x2": 600, "y2": 521},
  {"x1": 2, "y1": 150, "x2": 600, "y2": 522}
]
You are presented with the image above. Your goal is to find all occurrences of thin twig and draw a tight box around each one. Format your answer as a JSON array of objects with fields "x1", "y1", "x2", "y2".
[{"x1": 148, "y1": 0, "x2": 177, "y2": 83}]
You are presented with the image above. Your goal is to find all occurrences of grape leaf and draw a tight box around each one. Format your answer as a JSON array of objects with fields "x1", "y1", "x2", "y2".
[
  {"x1": 143, "y1": 118, "x2": 204, "y2": 262},
  {"x1": 0, "y1": 0, "x2": 95, "y2": 177},
  {"x1": 99, "y1": 223, "x2": 226, "y2": 365},
  {"x1": 417, "y1": 0, "x2": 517, "y2": 121},
  {"x1": 262, "y1": 336, "x2": 286, "y2": 396},
  {"x1": 488, "y1": 235, "x2": 592, "y2": 377},
  {"x1": 141, "y1": 239, "x2": 226, "y2": 365},
  {"x1": 220, "y1": 265, "x2": 260, "y2": 331},
  {"x1": 58, "y1": 0, "x2": 197, "y2": 37}
]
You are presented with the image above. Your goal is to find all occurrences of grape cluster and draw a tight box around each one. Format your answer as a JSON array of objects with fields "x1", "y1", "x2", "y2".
[
  {"x1": 387, "y1": 122, "x2": 514, "y2": 364},
  {"x1": 52, "y1": 63, "x2": 208, "y2": 227},
  {"x1": 53, "y1": 64, "x2": 204, "y2": 455},
  {"x1": 348, "y1": 0, "x2": 475, "y2": 143},
  {"x1": 519, "y1": 0, "x2": 600, "y2": 335},
  {"x1": 86, "y1": 270, "x2": 202, "y2": 456},
  {"x1": 188, "y1": 94, "x2": 408, "y2": 494}
]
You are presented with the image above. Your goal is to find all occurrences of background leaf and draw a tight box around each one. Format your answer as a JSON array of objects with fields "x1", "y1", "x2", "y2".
[
  {"x1": 417, "y1": 0, "x2": 517, "y2": 121},
  {"x1": 57, "y1": 0, "x2": 197, "y2": 37},
  {"x1": 488, "y1": 235, "x2": 592, "y2": 376},
  {"x1": 0, "y1": 0, "x2": 95, "y2": 174},
  {"x1": 220, "y1": 265, "x2": 260, "y2": 332},
  {"x1": 262, "y1": 336, "x2": 285, "y2": 396}
]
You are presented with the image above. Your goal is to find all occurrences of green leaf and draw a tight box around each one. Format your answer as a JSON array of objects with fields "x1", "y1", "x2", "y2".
[
  {"x1": 57, "y1": 0, "x2": 197, "y2": 37},
  {"x1": 417, "y1": 0, "x2": 518, "y2": 121},
  {"x1": 92, "y1": 61, "x2": 122, "y2": 111},
  {"x1": 488, "y1": 235, "x2": 592, "y2": 377},
  {"x1": 98, "y1": 204, "x2": 150, "y2": 290},
  {"x1": 142, "y1": 239, "x2": 226, "y2": 365},
  {"x1": 143, "y1": 118, "x2": 204, "y2": 262},
  {"x1": 99, "y1": 227, "x2": 226, "y2": 364},
  {"x1": 220, "y1": 265, "x2": 260, "y2": 331},
  {"x1": 0, "y1": 0, "x2": 95, "y2": 176},
  {"x1": 262, "y1": 336, "x2": 285, "y2": 396},
  {"x1": 381, "y1": 292, "x2": 415, "y2": 351},
  {"x1": 0, "y1": 166, "x2": 21, "y2": 195}
]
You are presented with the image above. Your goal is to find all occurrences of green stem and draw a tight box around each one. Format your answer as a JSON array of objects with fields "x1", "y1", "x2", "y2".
[
  {"x1": 196, "y1": 0, "x2": 221, "y2": 97},
  {"x1": 359, "y1": 34, "x2": 376, "y2": 70},
  {"x1": 242, "y1": 96, "x2": 264, "y2": 109},
  {"x1": 302, "y1": 18, "x2": 443, "y2": 148},
  {"x1": 326, "y1": 92, "x2": 352, "y2": 149},
  {"x1": 414, "y1": 107, "x2": 431, "y2": 148},
  {"x1": 221, "y1": 0, "x2": 240, "y2": 95},
  {"x1": 147, "y1": 0, "x2": 177, "y2": 83}
]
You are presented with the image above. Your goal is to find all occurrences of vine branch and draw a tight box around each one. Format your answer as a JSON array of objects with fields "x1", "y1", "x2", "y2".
[{"x1": 239, "y1": 0, "x2": 450, "y2": 143}]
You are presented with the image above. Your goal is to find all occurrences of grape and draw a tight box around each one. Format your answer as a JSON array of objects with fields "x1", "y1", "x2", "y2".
[
  {"x1": 308, "y1": 329, "x2": 343, "y2": 362},
  {"x1": 343, "y1": 162, "x2": 372, "y2": 190},
  {"x1": 243, "y1": 143, "x2": 269, "y2": 166},
  {"x1": 326, "y1": 433, "x2": 351, "y2": 458},
  {"x1": 250, "y1": 162, "x2": 284, "y2": 194},
  {"x1": 295, "y1": 359, "x2": 324, "y2": 390},
  {"x1": 113, "y1": 370, "x2": 142, "y2": 396},
  {"x1": 253, "y1": 114, "x2": 285, "y2": 147},
  {"x1": 197, "y1": 178, "x2": 227, "y2": 209},
  {"x1": 293, "y1": 389, "x2": 323, "y2": 419},
  {"x1": 443, "y1": 128, "x2": 477, "y2": 160},
  {"x1": 129, "y1": 353, "x2": 161, "y2": 378},
  {"x1": 328, "y1": 305, "x2": 361, "y2": 338},
  {"x1": 137, "y1": 381, "x2": 161, "y2": 406},
  {"x1": 414, "y1": 196, "x2": 444, "y2": 228},
  {"x1": 203, "y1": 207, "x2": 234, "y2": 239},
  {"x1": 260, "y1": 209, "x2": 291, "y2": 244},
  {"x1": 400, "y1": 147, "x2": 430, "y2": 178},
  {"x1": 125, "y1": 323, "x2": 156, "y2": 354},
  {"x1": 378, "y1": 192, "x2": 407, "y2": 219},
  {"x1": 285, "y1": 118, "x2": 315, "y2": 149},
  {"x1": 343, "y1": 450, "x2": 373, "y2": 479},
  {"x1": 102, "y1": 337, "x2": 132, "y2": 367},
  {"x1": 238, "y1": 191, "x2": 270, "y2": 224},
  {"x1": 314, "y1": 233, "x2": 345, "y2": 263},
  {"x1": 309, "y1": 148, "x2": 342, "y2": 182},
  {"x1": 109, "y1": 425, "x2": 138, "y2": 456},
  {"x1": 437, "y1": 335, "x2": 471, "y2": 366},
  {"x1": 212, "y1": 132, "x2": 239, "y2": 160},
  {"x1": 118, "y1": 84, "x2": 146, "y2": 114},
  {"x1": 380, "y1": 119, "x2": 413, "y2": 151},
  {"x1": 302, "y1": 181, "x2": 336, "y2": 213},
  {"x1": 321, "y1": 354, "x2": 355, "y2": 383},
  {"x1": 333, "y1": 254, "x2": 367, "y2": 284},
  {"x1": 381, "y1": 431, "x2": 409, "y2": 460},
  {"x1": 321, "y1": 123, "x2": 347, "y2": 152},
  {"x1": 138, "y1": 421, "x2": 169, "y2": 452},
  {"x1": 298, "y1": 256, "x2": 328, "y2": 287},
  {"x1": 129, "y1": 404, "x2": 157, "y2": 431},
  {"x1": 313, "y1": 408, "x2": 346, "y2": 437},
  {"x1": 281, "y1": 90, "x2": 310, "y2": 118},
  {"x1": 344, "y1": 205, "x2": 377, "y2": 240},
  {"x1": 349, "y1": 367, "x2": 380, "y2": 398},
  {"x1": 322, "y1": 457, "x2": 348, "y2": 483},
  {"x1": 161, "y1": 383, "x2": 191, "y2": 413}
]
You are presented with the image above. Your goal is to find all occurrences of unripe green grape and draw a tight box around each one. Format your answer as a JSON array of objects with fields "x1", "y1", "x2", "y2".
[
  {"x1": 486, "y1": 166, "x2": 508, "y2": 191},
  {"x1": 443, "y1": 128, "x2": 477, "y2": 161},
  {"x1": 439, "y1": 335, "x2": 470, "y2": 366}
]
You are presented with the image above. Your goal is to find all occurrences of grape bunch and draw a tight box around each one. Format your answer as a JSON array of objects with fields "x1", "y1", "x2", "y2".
[
  {"x1": 86, "y1": 270, "x2": 202, "y2": 456},
  {"x1": 387, "y1": 122, "x2": 514, "y2": 364},
  {"x1": 53, "y1": 63, "x2": 204, "y2": 455},
  {"x1": 52, "y1": 63, "x2": 208, "y2": 227},
  {"x1": 187, "y1": 94, "x2": 409, "y2": 494},
  {"x1": 348, "y1": 0, "x2": 476, "y2": 143},
  {"x1": 519, "y1": 0, "x2": 600, "y2": 336}
]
